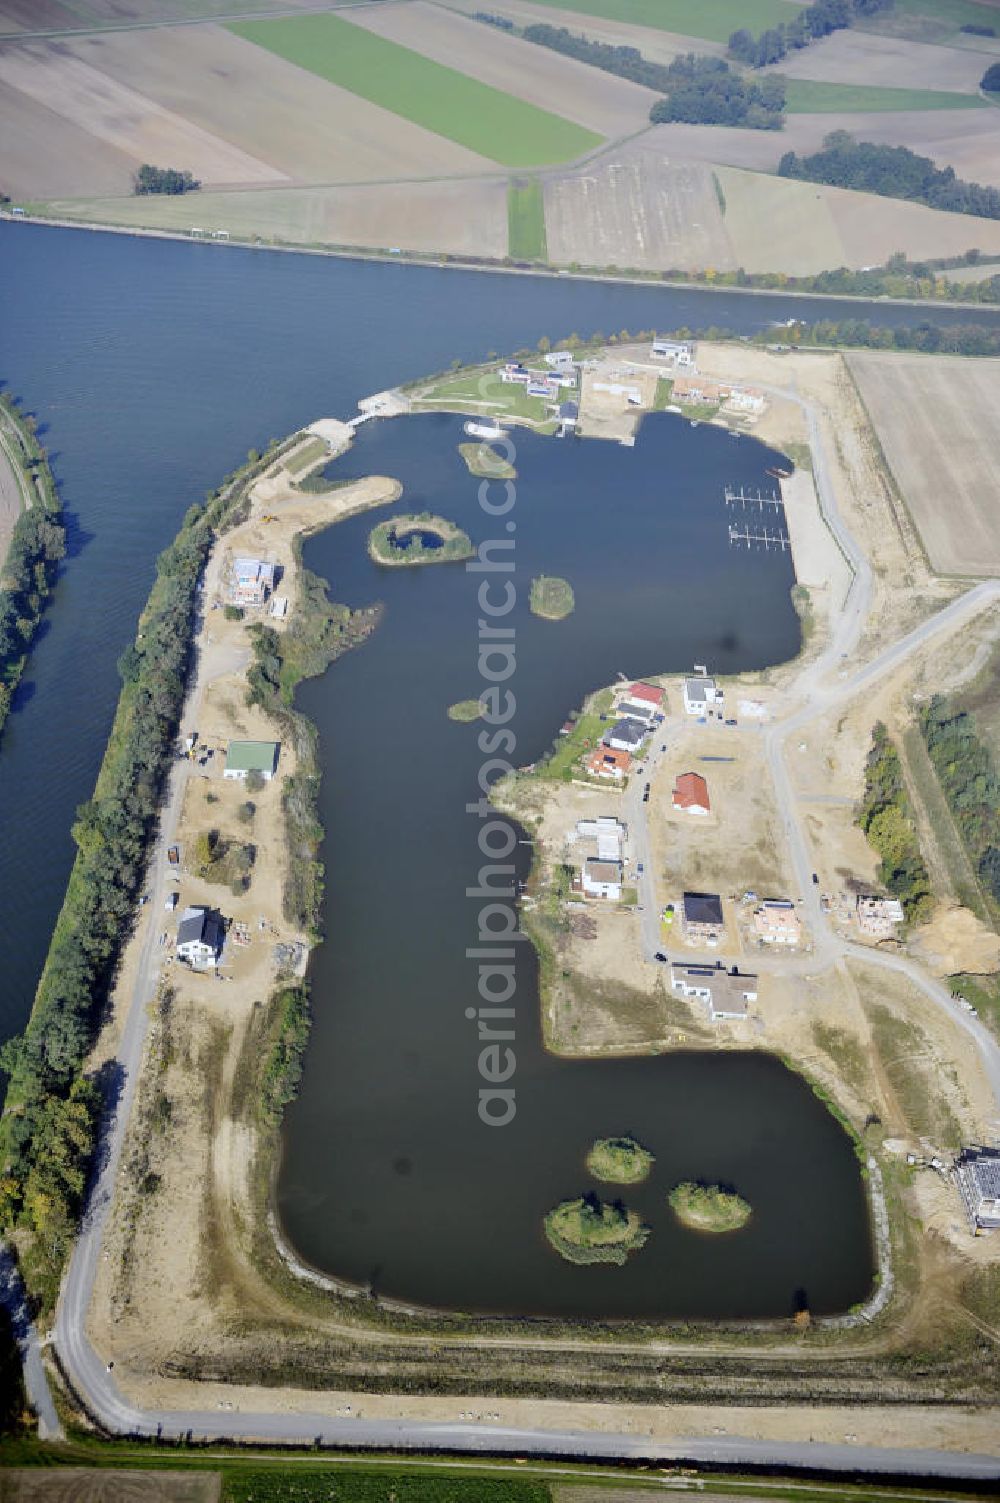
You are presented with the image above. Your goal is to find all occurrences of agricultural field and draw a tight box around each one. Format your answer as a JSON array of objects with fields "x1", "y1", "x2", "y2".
[
  {"x1": 784, "y1": 78, "x2": 987, "y2": 110},
  {"x1": 48, "y1": 24, "x2": 496, "y2": 186},
  {"x1": 347, "y1": 1, "x2": 656, "y2": 138},
  {"x1": 716, "y1": 164, "x2": 1000, "y2": 272},
  {"x1": 0, "y1": 40, "x2": 286, "y2": 195},
  {"x1": 35, "y1": 179, "x2": 509, "y2": 258},
  {"x1": 544, "y1": 155, "x2": 734, "y2": 271},
  {"x1": 446, "y1": 0, "x2": 729, "y2": 64},
  {"x1": 848, "y1": 352, "x2": 1000, "y2": 577},
  {"x1": 476, "y1": 0, "x2": 806, "y2": 46},
  {"x1": 761, "y1": 27, "x2": 993, "y2": 92},
  {"x1": 858, "y1": 0, "x2": 1000, "y2": 47},
  {"x1": 639, "y1": 106, "x2": 1000, "y2": 188},
  {"x1": 0, "y1": 0, "x2": 333, "y2": 30},
  {"x1": 229, "y1": 14, "x2": 603, "y2": 166},
  {"x1": 508, "y1": 179, "x2": 547, "y2": 259}
]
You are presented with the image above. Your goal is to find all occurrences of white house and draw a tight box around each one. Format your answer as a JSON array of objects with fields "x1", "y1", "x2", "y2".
[
  {"x1": 683, "y1": 676, "x2": 719, "y2": 715},
  {"x1": 231, "y1": 557, "x2": 275, "y2": 607},
  {"x1": 576, "y1": 817, "x2": 626, "y2": 860},
  {"x1": 544, "y1": 350, "x2": 576, "y2": 370},
  {"x1": 670, "y1": 963, "x2": 757, "y2": 1021},
  {"x1": 176, "y1": 906, "x2": 223, "y2": 969},
  {"x1": 651, "y1": 339, "x2": 694, "y2": 367},
  {"x1": 582, "y1": 858, "x2": 623, "y2": 900},
  {"x1": 607, "y1": 717, "x2": 647, "y2": 753},
  {"x1": 224, "y1": 740, "x2": 279, "y2": 782}
]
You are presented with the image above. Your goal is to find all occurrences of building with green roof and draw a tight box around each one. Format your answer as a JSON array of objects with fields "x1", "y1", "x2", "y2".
[{"x1": 224, "y1": 740, "x2": 279, "y2": 782}]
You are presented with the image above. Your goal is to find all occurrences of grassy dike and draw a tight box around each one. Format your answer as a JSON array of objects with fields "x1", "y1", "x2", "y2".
[
  {"x1": 0, "y1": 436, "x2": 298, "y2": 1310},
  {"x1": 0, "y1": 392, "x2": 66, "y2": 738}
]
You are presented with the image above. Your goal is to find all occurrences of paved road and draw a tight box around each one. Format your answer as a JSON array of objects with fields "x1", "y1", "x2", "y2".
[
  {"x1": 0, "y1": 1244, "x2": 63, "y2": 1439},
  {"x1": 48, "y1": 404, "x2": 1000, "y2": 1477}
]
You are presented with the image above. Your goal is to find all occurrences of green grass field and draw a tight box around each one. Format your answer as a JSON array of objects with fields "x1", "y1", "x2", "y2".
[
  {"x1": 784, "y1": 78, "x2": 988, "y2": 111},
  {"x1": 507, "y1": 179, "x2": 548, "y2": 259},
  {"x1": 507, "y1": 0, "x2": 804, "y2": 44},
  {"x1": 890, "y1": 0, "x2": 1000, "y2": 35},
  {"x1": 228, "y1": 16, "x2": 602, "y2": 166}
]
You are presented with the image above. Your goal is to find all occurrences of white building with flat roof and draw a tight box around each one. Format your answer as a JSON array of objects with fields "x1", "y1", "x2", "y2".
[{"x1": 683, "y1": 676, "x2": 719, "y2": 715}]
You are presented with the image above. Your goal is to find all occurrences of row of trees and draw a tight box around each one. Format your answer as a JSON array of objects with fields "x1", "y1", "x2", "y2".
[
  {"x1": 729, "y1": 0, "x2": 891, "y2": 69},
  {"x1": 921, "y1": 697, "x2": 1000, "y2": 909},
  {"x1": 518, "y1": 23, "x2": 676, "y2": 92},
  {"x1": 779, "y1": 132, "x2": 1000, "y2": 220},
  {"x1": 648, "y1": 54, "x2": 785, "y2": 130},
  {"x1": 857, "y1": 723, "x2": 933, "y2": 922},
  {"x1": 0, "y1": 397, "x2": 66, "y2": 737},
  {"x1": 0, "y1": 440, "x2": 290, "y2": 1308}
]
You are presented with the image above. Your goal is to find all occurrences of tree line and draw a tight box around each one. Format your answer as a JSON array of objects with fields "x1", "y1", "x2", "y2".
[
  {"x1": 779, "y1": 132, "x2": 1000, "y2": 220},
  {"x1": 133, "y1": 164, "x2": 200, "y2": 197},
  {"x1": 0, "y1": 438, "x2": 292, "y2": 1309},
  {"x1": 649, "y1": 53, "x2": 785, "y2": 129},
  {"x1": 473, "y1": 15, "x2": 785, "y2": 128},
  {"x1": 857, "y1": 722, "x2": 932, "y2": 922},
  {"x1": 729, "y1": 0, "x2": 892, "y2": 69},
  {"x1": 921, "y1": 696, "x2": 1000, "y2": 911},
  {"x1": 0, "y1": 395, "x2": 66, "y2": 738}
]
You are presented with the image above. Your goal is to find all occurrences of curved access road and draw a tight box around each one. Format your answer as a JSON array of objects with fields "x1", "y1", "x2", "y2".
[{"x1": 51, "y1": 390, "x2": 1000, "y2": 1480}]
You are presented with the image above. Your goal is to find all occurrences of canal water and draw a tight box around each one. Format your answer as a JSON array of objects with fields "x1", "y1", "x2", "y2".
[{"x1": 3, "y1": 224, "x2": 996, "y2": 1318}]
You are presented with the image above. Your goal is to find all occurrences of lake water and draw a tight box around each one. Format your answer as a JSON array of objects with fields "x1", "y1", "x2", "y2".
[{"x1": 3, "y1": 224, "x2": 996, "y2": 1319}]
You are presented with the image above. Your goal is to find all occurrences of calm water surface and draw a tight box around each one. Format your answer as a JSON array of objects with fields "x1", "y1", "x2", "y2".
[{"x1": 4, "y1": 225, "x2": 995, "y2": 1317}]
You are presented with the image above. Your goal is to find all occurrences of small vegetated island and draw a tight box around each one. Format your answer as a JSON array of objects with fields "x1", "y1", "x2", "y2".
[
  {"x1": 586, "y1": 1135, "x2": 654, "y2": 1185},
  {"x1": 447, "y1": 698, "x2": 482, "y2": 722},
  {"x1": 530, "y1": 574, "x2": 575, "y2": 620},
  {"x1": 368, "y1": 512, "x2": 473, "y2": 566},
  {"x1": 545, "y1": 1192, "x2": 650, "y2": 1266},
  {"x1": 457, "y1": 441, "x2": 516, "y2": 480},
  {"x1": 668, "y1": 1181, "x2": 752, "y2": 1234}
]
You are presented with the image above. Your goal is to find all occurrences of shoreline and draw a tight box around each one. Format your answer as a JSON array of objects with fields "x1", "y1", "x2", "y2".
[
  {"x1": 7, "y1": 211, "x2": 1000, "y2": 316},
  {"x1": 18, "y1": 345, "x2": 1000, "y2": 1451}
]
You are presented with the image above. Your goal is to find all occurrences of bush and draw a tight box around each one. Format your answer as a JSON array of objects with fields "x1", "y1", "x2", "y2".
[
  {"x1": 134, "y1": 164, "x2": 200, "y2": 195},
  {"x1": 224, "y1": 604, "x2": 245, "y2": 622},
  {"x1": 649, "y1": 53, "x2": 784, "y2": 129},
  {"x1": 857, "y1": 723, "x2": 932, "y2": 921},
  {"x1": 779, "y1": 131, "x2": 1000, "y2": 220}
]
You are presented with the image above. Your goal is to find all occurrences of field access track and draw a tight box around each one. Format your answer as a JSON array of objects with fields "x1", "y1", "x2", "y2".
[{"x1": 228, "y1": 13, "x2": 603, "y2": 167}]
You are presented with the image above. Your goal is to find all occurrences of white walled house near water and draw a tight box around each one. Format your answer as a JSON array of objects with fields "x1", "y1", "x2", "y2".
[{"x1": 224, "y1": 740, "x2": 279, "y2": 782}]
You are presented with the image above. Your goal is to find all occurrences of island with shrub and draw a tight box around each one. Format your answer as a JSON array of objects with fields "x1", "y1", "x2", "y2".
[
  {"x1": 368, "y1": 513, "x2": 474, "y2": 566},
  {"x1": 530, "y1": 574, "x2": 575, "y2": 620},
  {"x1": 544, "y1": 1193, "x2": 650, "y2": 1265},
  {"x1": 458, "y1": 441, "x2": 516, "y2": 480},
  {"x1": 668, "y1": 1181, "x2": 751, "y2": 1233},
  {"x1": 586, "y1": 1136, "x2": 654, "y2": 1185}
]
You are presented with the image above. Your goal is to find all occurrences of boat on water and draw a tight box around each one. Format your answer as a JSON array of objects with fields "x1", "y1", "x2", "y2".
[
  {"x1": 766, "y1": 465, "x2": 793, "y2": 479},
  {"x1": 464, "y1": 420, "x2": 505, "y2": 440}
]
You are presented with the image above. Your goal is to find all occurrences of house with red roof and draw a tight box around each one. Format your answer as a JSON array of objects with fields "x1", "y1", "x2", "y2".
[
  {"x1": 672, "y1": 771, "x2": 711, "y2": 815},
  {"x1": 585, "y1": 745, "x2": 632, "y2": 781},
  {"x1": 629, "y1": 681, "x2": 664, "y2": 709}
]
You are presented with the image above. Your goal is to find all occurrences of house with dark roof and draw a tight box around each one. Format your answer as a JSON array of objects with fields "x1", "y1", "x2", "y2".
[
  {"x1": 176, "y1": 906, "x2": 224, "y2": 969},
  {"x1": 606, "y1": 717, "x2": 647, "y2": 753},
  {"x1": 682, "y1": 890, "x2": 724, "y2": 941}
]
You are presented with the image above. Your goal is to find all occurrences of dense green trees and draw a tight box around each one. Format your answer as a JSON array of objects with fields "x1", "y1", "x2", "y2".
[
  {"x1": 779, "y1": 132, "x2": 1000, "y2": 219},
  {"x1": 0, "y1": 397, "x2": 66, "y2": 738},
  {"x1": 519, "y1": 23, "x2": 676, "y2": 91},
  {"x1": 858, "y1": 723, "x2": 932, "y2": 921},
  {"x1": 921, "y1": 696, "x2": 1000, "y2": 910},
  {"x1": 729, "y1": 0, "x2": 891, "y2": 68},
  {"x1": 134, "y1": 164, "x2": 200, "y2": 196},
  {"x1": 649, "y1": 54, "x2": 785, "y2": 129}
]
